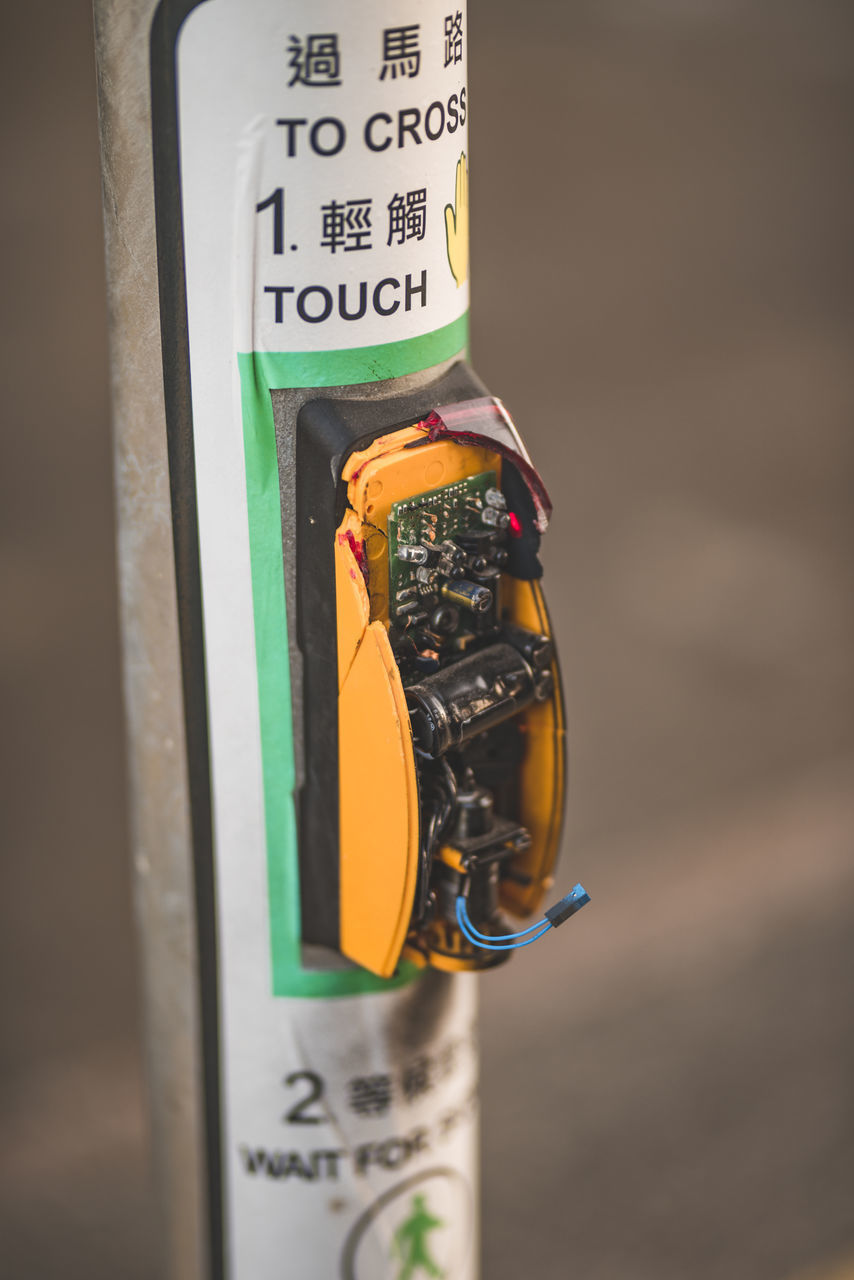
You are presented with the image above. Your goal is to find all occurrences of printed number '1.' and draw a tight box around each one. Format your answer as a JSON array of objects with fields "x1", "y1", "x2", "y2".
[
  {"x1": 283, "y1": 1070, "x2": 326, "y2": 1124},
  {"x1": 256, "y1": 187, "x2": 285, "y2": 255}
]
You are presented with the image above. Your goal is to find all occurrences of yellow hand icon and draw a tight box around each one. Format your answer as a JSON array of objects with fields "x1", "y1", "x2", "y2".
[{"x1": 444, "y1": 152, "x2": 469, "y2": 287}]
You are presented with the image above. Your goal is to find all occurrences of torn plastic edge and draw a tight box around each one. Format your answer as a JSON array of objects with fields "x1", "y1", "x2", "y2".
[
  {"x1": 339, "y1": 527, "x2": 369, "y2": 583},
  {"x1": 415, "y1": 396, "x2": 553, "y2": 534}
]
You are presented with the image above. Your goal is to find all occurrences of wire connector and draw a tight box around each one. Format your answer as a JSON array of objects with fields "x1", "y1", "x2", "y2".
[{"x1": 544, "y1": 883, "x2": 590, "y2": 927}]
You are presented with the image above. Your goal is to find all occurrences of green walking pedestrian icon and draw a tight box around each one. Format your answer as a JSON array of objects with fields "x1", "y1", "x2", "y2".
[{"x1": 392, "y1": 1194, "x2": 446, "y2": 1280}]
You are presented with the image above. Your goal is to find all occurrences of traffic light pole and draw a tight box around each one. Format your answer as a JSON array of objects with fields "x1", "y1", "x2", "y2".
[{"x1": 95, "y1": 2, "x2": 478, "y2": 1277}]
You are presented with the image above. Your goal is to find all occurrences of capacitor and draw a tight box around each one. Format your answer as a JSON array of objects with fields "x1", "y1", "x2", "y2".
[
  {"x1": 481, "y1": 506, "x2": 510, "y2": 529},
  {"x1": 440, "y1": 579, "x2": 493, "y2": 613},
  {"x1": 405, "y1": 642, "x2": 538, "y2": 757},
  {"x1": 502, "y1": 622, "x2": 553, "y2": 670}
]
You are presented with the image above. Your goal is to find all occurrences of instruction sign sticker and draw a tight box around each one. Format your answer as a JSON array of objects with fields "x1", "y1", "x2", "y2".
[
  {"x1": 178, "y1": 0, "x2": 470, "y2": 358},
  {"x1": 228, "y1": 982, "x2": 479, "y2": 1278},
  {"x1": 169, "y1": 1, "x2": 476, "y2": 1277}
]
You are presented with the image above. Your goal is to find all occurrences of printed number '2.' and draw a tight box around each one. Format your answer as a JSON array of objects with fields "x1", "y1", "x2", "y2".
[{"x1": 283, "y1": 1069, "x2": 327, "y2": 1124}]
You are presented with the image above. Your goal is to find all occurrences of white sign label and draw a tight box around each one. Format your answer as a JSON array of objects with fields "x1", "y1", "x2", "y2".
[
  {"x1": 173, "y1": 1, "x2": 477, "y2": 1276},
  {"x1": 226, "y1": 981, "x2": 479, "y2": 1278},
  {"x1": 179, "y1": 0, "x2": 469, "y2": 358}
]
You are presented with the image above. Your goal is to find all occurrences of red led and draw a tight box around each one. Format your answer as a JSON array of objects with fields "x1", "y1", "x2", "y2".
[{"x1": 508, "y1": 511, "x2": 522, "y2": 538}]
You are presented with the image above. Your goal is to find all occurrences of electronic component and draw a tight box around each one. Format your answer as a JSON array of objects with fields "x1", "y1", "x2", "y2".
[
  {"x1": 295, "y1": 365, "x2": 588, "y2": 977},
  {"x1": 406, "y1": 642, "x2": 548, "y2": 757}
]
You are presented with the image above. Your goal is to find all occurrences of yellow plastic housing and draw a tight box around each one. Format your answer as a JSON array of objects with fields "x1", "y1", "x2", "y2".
[{"x1": 335, "y1": 427, "x2": 565, "y2": 977}]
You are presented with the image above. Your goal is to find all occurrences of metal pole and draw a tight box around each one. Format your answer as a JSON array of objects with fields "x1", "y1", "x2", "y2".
[{"x1": 96, "y1": 3, "x2": 478, "y2": 1276}]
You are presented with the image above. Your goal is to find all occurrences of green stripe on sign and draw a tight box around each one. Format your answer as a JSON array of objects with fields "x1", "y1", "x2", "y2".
[{"x1": 237, "y1": 315, "x2": 468, "y2": 997}]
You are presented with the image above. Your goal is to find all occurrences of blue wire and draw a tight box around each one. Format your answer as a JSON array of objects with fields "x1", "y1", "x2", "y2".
[
  {"x1": 457, "y1": 919, "x2": 552, "y2": 952},
  {"x1": 457, "y1": 901, "x2": 549, "y2": 941},
  {"x1": 456, "y1": 897, "x2": 547, "y2": 941},
  {"x1": 455, "y1": 899, "x2": 553, "y2": 951},
  {"x1": 457, "y1": 896, "x2": 551, "y2": 941},
  {"x1": 457, "y1": 917, "x2": 553, "y2": 952}
]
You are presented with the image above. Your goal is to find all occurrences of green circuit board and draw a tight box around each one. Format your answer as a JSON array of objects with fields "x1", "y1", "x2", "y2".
[{"x1": 387, "y1": 470, "x2": 497, "y2": 621}]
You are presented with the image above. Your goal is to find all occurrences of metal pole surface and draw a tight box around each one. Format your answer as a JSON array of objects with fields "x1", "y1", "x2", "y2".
[{"x1": 95, "y1": 3, "x2": 478, "y2": 1277}]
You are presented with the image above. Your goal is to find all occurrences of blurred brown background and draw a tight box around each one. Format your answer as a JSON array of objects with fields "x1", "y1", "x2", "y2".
[{"x1": 1, "y1": 1, "x2": 852, "y2": 1277}]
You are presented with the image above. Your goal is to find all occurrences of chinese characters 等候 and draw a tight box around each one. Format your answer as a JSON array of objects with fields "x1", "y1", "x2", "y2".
[{"x1": 348, "y1": 1074, "x2": 393, "y2": 1116}]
